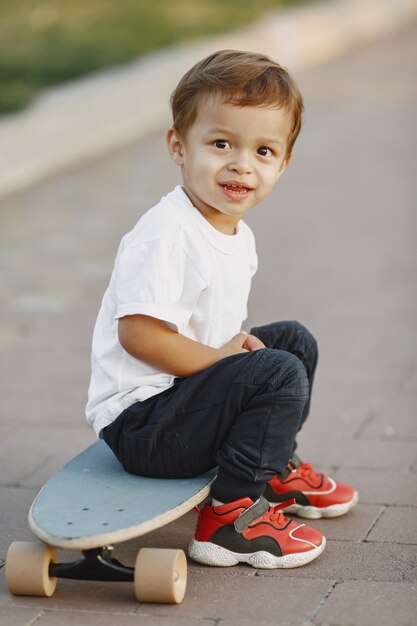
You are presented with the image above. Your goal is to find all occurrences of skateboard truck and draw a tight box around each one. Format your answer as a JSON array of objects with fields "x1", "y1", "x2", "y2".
[
  {"x1": 49, "y1": 546, "x2": 134, "y2": 583},
  {"x1": 6, "y1": 541, "x2": 187, "y2": 603}
]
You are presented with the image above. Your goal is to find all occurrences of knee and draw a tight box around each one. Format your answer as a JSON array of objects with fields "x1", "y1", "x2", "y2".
[
  {"x1": 251, "y1": 348, "x2": 309, "y2": 397},
  {"x1": 287, "y1": 321, "x2": 318, "y2": 362}
]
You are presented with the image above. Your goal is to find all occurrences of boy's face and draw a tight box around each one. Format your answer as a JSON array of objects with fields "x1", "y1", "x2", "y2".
[{"x1": 167, "y1": 94, "x2": 293, "y2": 234}]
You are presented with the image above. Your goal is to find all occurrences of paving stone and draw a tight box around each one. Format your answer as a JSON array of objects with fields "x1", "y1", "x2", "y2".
[
  {"x1": 37, "y1": 612, "x2": 216, "y2": 625},
  {"x1": 0, "y1": 606, "x2": 45, "y2": 626},
  {"x1": 296, "y1": 399, "x2": 371, "y2": 441},
  {"x1": 332, "y1": 468, "x2": 417, "y2": 506},
  {"x1": 359, "y1": 394, "x2": 417, "y2": 441},
  {"x1": 295, "y1": 434, "x2": 416, "y2": 471},
  {"x1": 301, "y1": 503, "x2": 382, "y2": 542},
  {"x1": 0, "y1": 575, "x2": 137, "y2": 613},
  {"x1": 0, "y1": 426, "x2": 95, "y2": 487},
  {"x1": 219, "y1": 611, "x2": 302, "y2": 626},
  {"x1": 304, "y1": 381, "x2": 417, "y2": 444},
  {"x1": 257, "y1": 541, "x2": 417, "y2": 582},
  {"x1": 0, "y1": 569, "x2": 330, "y2": 622},
  {"x1": 0, "y1": 310, "x2": 93, "y2": 430},
  {"x1": 0, "y1": 487, "x2": 38, "y2": 558},
  {"x1": 403, "y1": 370, "x2": 417, "y2": 397},
  {"x1": 315, "y1": 581, "x2": 417, "y2": 626},
  {"x1": 186, "y1": 561, "x2": 261, "y2": 579},
  {"x1": 366, "y1": 506, "x2": 417, "y2": 545},
  {"x1": 134, "y1": 573, "x2": 333, "y2": 623}
]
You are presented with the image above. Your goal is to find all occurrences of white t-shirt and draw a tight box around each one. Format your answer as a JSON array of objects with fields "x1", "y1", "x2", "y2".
[{"x1": 86, "y1": 186, "x2": 258, "y2": 436}]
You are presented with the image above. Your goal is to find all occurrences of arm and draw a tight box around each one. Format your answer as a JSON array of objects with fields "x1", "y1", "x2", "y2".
[{"x1": 118, "y1": 314, "x2": 251, "y2": 378}]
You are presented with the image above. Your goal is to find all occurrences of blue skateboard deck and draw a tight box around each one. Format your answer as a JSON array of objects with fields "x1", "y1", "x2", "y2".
[{"x1": 29, "y1": 441, "x2": 216, "y2": 550}]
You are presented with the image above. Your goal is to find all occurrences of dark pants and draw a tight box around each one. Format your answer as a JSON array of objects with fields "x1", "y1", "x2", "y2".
[{"x1": 103, "y1": 321, "x2": 318, "y2": 503}]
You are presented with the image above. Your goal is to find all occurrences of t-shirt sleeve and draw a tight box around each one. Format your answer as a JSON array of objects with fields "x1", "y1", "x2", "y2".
[{"x1": 114, "y1": 239, "x2": 207, "y2": 332}]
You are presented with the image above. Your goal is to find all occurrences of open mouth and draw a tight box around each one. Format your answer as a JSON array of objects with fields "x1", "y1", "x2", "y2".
[{"x1": 220, "y1": 183, "x2": 252, "y2": 199}]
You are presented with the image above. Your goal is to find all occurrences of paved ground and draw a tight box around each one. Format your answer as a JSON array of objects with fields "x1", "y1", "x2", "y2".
[{"x1": 0, "y1": 21, "x2": 416, "y2": 626}]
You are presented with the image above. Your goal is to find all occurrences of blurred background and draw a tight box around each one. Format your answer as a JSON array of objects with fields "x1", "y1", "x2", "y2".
[{"x1": 0, "y1": 0, "x2": 304, "y2": 115}]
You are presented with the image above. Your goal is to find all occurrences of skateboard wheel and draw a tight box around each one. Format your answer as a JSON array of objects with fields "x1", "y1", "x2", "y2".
[
  {"x1": 6, "y1": 541, "x2": 58, "y2": 597},
  {"x1": 134, "y1": 548, "x2": 187, "y2": 604}
]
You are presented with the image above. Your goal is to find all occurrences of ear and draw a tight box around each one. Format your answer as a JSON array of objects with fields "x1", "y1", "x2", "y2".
[
  {"x1": 279, "y1": 152, "x2": 292, "y2": 173},
  {"x1": 167, "y1": 128, "x2": 184, "y2": 166}
]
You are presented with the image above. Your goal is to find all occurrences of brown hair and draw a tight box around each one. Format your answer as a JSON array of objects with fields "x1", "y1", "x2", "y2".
[{"x1": 170, "y1": 49, "x2": 304, "y2": 156}]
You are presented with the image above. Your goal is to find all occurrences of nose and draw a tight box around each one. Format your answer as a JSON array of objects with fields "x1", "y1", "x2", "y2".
[{"x1": 228, "y1": 150, "x2": 253, "y2": 175}]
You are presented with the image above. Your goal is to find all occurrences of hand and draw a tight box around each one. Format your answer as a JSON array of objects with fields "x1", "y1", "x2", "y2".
[
  {"x1": 219, "y1": 331, "x2": 249, "y2": 359},
  {"x1": 242, "y1": 333, "x2": 266, "y2": 352}
]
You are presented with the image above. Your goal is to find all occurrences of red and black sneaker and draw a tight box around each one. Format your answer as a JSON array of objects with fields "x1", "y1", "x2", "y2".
[
  {"x1": 264, "y1": 453, "x2": 358, "y2": 519},
  {"x1": 188, "y1": 496, "x2": 325, "y2": 568}
]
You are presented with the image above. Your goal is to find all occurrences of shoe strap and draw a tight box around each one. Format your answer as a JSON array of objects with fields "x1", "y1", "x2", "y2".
[
  {"x1": 234, "y1": 496, "x2": 269, "y2": 533},
  {"x1": 278, "y1": 452, "x2": 303, "y2": 479},
  {"x1": 289, "y1": 452, "x2": 302, "y2": 469},
  {"x1": 273, "y1": 498, "x2": 296, "y2": 512}
]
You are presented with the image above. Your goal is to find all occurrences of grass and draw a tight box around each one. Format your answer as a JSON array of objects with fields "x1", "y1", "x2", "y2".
[{"x1": 0, "y1": 0, "x2": 314, "y2": 115}]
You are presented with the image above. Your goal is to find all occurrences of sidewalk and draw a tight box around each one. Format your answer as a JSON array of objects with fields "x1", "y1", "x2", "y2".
[{"x1": 0, "y1": 16, "x2": 416, "y2": 626}]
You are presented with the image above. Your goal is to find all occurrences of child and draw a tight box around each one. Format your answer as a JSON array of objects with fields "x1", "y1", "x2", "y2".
[{"x1": 86, "y1": 50, "x2": 358, "y2": 569}]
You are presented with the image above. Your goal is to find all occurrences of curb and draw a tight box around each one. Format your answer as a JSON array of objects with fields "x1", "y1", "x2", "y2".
[{"x1": 0, "y1": 0, "x2": 416, "y2": 201}]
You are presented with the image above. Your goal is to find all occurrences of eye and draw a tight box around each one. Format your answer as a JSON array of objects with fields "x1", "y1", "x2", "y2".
[
  {"x1": 214, "y1": 139, "x2": 231, "y2": 149},
  {"x1": 257, "y1": 146, "x2": 273, "y2": 157}
]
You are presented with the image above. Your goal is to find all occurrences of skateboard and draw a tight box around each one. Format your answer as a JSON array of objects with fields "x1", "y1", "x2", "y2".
[{"x1": 6, "y1": 441, "x2": 216, "y2": 604}]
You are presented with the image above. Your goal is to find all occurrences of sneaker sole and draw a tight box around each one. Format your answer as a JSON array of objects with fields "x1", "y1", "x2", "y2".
[
  {"x1": 273, "y1": 491, "x2": 359, "y2": 519},
  {"x1": 188, "y1": 536, "x2": 326, "y2": 569}
]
